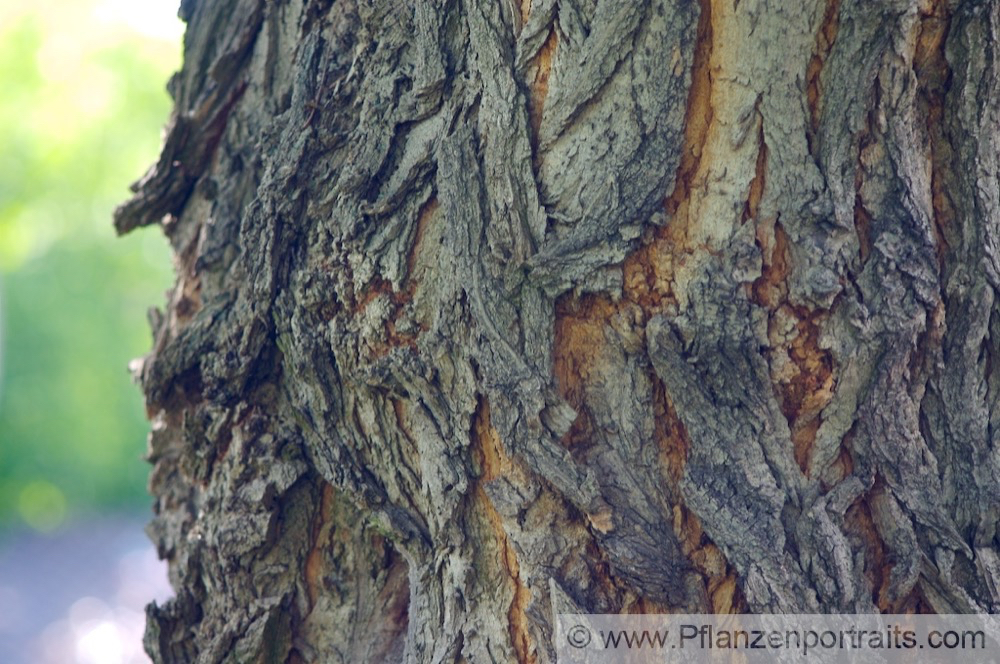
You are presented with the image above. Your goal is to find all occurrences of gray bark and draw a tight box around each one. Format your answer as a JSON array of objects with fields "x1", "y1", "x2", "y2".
[{"x1": 117, "y1": 0, "x2": 1000, "y2": 661}]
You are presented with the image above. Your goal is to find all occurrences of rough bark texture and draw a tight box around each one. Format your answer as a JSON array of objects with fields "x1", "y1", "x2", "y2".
[{"x1": 118, "y1": 0, "x2": 1000, "y2": 661}]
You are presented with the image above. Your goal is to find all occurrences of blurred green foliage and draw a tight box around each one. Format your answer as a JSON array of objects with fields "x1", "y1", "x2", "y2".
[{"x1": 0, "y1": 0, "x2": 182, "y2": 529}]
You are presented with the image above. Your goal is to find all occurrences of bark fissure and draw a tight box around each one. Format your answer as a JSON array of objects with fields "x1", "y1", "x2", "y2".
[
  {"x1": 806, "y1": 0, "x2": 842, "y2": 150},
  {"x1": 121, "y1": 0, "x2": 1000, "y2": 660},
  {"x1": 914, "y1": 0, "x2": 953, "y2": 270}
]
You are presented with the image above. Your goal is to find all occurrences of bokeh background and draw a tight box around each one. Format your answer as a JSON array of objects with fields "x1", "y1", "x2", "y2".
[{"x1": 0, "y1": 1, "x2": 183, "y2": 661}]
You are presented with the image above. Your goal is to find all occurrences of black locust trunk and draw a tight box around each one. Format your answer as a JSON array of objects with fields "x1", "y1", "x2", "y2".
[{"x1": 117, "y1": 0, "x2": 1000, "y2": 661}]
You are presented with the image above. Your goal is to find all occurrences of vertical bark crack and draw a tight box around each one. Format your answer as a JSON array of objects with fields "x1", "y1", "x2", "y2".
[
  {"x1": 303, "y1": 483, "x2": 335, "y2": 609},
  {"x1": 806, "y1": 0, "x2": 842, "y2": 153},
  {"x1": 552, "y1": 294, "x2": 617, "y2": 451},
  {"x1": 548, "y1": 0, "x2": 751, "y2": 612},
  {"x1": 914, "y1": 0, "x2": 954, "y2": 270},
  {"x1": 622, "y1": 0, "x2": 714, "y2": 312},
  {"x1": 472, "y1": 397, "x2": 537, "y2": 664}
]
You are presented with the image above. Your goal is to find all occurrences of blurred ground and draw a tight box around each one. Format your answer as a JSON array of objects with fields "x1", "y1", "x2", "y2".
[{"x1": 0, "y1": 515, "x2": 171, "y2": 664}]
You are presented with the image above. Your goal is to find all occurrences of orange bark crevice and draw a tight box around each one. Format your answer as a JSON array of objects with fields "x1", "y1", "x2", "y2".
[
  {"x1": 351, "y1": 275, "x2": 410, "y2": 314},
  {"x1": 620, "y1": 0, "x2": 715, "y2": 314},
  {"x1": 549, "y1": 0, "x2": 753, "y2": 613},
  {"x1": 518, "y1": 0, "x2": 556, "y2": 159},
  {"x1": 748, "y1": 82, "x2": 835, "y2": 475},
  {"x1": 651, "y1": 374, "x2": 689, "y2": 493},
  {"x1": 357, "y1": 194, "x2": 439, "y2": 316},
  {"x1": 806, "y1": 0, "x2": 842, "y2": 139},
  {"x1": 751, "y1": 215, "x2": 788, "y2": 309},
  {"x1": 914, "y1": 0, "x2": 953, "y2": 269},
  {"x1": 354, "y1": 212, "x2": 435, "y2": 359},
  {"x1": 552, "y1": 294, "x2": 621, "y2": 449},
  {"x1": 172, "y1": 228, "x2": 205, "y2": 325},
  {"x1": 845, "y1": 491, "x2": 892, "y2": 610},
  {"x1": 304, "y1": 482, "x2": 335, "y2": 610},
  {"x1": 527, "y1": 29, "x2": 557, "y2": 158},
  {"x1": 664, "y1": 0, "x2": 715, "y2": 223},
  {"x1": 472, "y1": 397, "x2": 537, "y2": 664},
  {"x1": 833, "y1": 424, "x2": 934, "y2": 613},
  {"x1": 671, "y1": 504, "x2": 746, "y2": 614},
  {"x1": 835, "y1": 4, "x2": 952, "y2": 610},
  {"x1": 405, "y1": 196, "x2": 440, "y2": 289},
  {"x1": 352, "y1": 278, "x2": 424, "y2": 357},
  {"x1": 781, "y1": 309, "x2": 836, "y2": 472},
  {"x1": 845, "y1": 477, "x2": 933, "y2": 613},
  {"x1": 653, "y1": 378, "x2": 745, "y2": 614},
  {"x1": 753, "y1": 219, "x2": 836, "y2": 475},
  {"x1": 741, "y1": 24, "x2": 839, "y2": 476},
  {"x1": 853, "y1": 190, "x2": 874, "y2": 264},
  {"x1": 627, "y1": 0, "x2": 714, "y2": 506},
  {"x1": 552, "y1": 289, "x2": 748, "y2": 612},
  {"x1": 741, "y1": 133, "x2": 768, "y2": 226}
]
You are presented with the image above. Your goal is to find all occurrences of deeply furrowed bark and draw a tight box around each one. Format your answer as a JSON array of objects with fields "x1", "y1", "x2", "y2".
[{"x1": 118, "y1": 0, "x2": 1000, "y2": 661}]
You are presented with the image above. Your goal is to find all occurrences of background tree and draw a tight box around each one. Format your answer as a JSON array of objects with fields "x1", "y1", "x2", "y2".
[{"x1": 118, "y1": 0, "x2": 1000, "y2": 661}]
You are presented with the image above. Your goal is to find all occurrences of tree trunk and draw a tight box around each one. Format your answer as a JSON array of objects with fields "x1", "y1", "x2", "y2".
[{"x1": 117, "y1": 0, "x2": 1000, "y2": 661}]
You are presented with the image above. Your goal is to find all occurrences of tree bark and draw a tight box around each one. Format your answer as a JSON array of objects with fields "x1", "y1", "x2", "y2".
[{"x1": 117, "y1": 0, "x2": 1000, "y2": 661}]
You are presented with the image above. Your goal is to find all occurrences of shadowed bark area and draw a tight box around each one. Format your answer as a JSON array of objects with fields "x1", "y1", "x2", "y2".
[{"x1": 119, "y1": 0, "x2": 1000, "y2": 661}]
